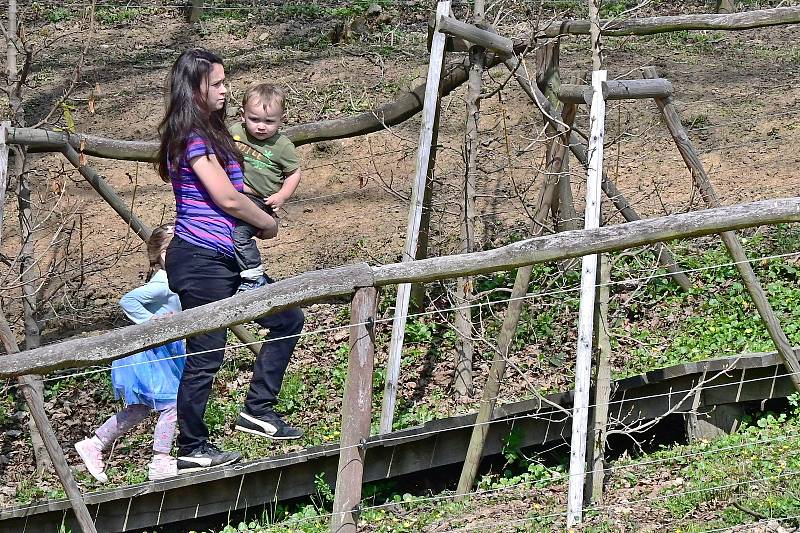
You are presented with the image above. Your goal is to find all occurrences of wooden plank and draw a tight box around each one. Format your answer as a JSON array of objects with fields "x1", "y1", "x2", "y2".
[
  {"x1": 0, "y1": 263, "x2": 374, "y2": 377},
  {"x1": 0, "y1": 352, "x2": 788, "y2": 532},
  {"x1": 506, "y1": 58, "x2": 692, "y2": 291},
  {"x1": 557, "y1": 79, "x2": 673, "y2": 104},
  {"x1": 2, "y1": 200, "x2": 800, "y2": 378},
  {"x1": 642, "y1": 65, "x2": 800, "y2": 393},
  {"x1": 535, "y1": 6, "x2": 800, "y2": 37},
  {"x1": 567, "y1": 69, "x2": 607, "y2": 527},
  {"x1": 437, "y1": 16, "x2": 514, "y2": 57},
  {"x1": 380, "y1": 0, "x2": 451, "y2": 435},
  {"x1": 331, "y1": 288, "x2": 378, "y2": 533}
]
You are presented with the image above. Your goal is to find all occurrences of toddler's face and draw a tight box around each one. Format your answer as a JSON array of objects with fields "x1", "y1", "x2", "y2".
[{"x1": 242, "y1": 97, "x2": 283, "y2": 140}]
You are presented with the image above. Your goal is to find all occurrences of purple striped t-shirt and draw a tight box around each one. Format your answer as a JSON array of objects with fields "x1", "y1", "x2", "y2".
[{"x1": 169, "y1": 134, "x2": 244, "y2": 257}]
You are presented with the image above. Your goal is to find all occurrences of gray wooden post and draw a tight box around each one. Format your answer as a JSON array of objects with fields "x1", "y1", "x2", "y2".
[
  {"x1": 567, "y1": 69, "x2": 607, "y2": 527},
  {"x1": 0, "y1": 310, "x2": 98, "y2": 533},
  {"x1": 330, "y1": 287, "x2": 378, "y2": 533},
  {"x1": 0, "y1": 122, "x2": 8, "y2": 245},
  {"x1": 187, "y1": 0, "x2": 203, "y2": 22},
  {"x1": 587, "y1": 254, "x2": 612, "y2": 502},
  {"x1": 642, "y1": 65, "x2": 800, "y2": 393},
  {"x1": 380, "y1": 0, "x2": 451, "y2": 434}
]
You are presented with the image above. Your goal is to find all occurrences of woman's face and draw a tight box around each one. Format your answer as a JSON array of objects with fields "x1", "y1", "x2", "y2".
[{"x1": 200, "y1": 63, "x2": 227, "y2": 111}]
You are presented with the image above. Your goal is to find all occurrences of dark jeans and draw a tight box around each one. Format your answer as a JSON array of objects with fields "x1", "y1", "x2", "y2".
[
  {"x1": 165, "y1": 236, "x2": 304, "y2": 454},
  {"x1": 233, "y1": 195, "x2": 274, "y2": 276}
]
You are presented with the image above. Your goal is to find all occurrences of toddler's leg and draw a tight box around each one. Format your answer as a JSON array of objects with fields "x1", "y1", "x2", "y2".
[
  {"x1": 95, "y1": 403, "x2": 151, "y2": 448},
  {"x1": 233, "y1": 222, "x2": 265, "y2": 282}
]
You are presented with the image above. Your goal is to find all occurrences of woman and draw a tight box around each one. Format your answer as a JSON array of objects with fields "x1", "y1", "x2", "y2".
[{"x1": 157, "y1": 48, "x2": 304, "y2": 473}]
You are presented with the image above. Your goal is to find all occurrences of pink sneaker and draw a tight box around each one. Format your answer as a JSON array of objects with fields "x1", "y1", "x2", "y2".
[
  {"x1": 148, "y1": 455, "x2": 177, "y2": 481},
  {"x1": 75, "y1": 438, "x2": 108, "y2": 483}
]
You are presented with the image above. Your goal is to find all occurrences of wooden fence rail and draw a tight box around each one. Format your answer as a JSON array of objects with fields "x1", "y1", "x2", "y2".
[{"x1": 1, "y1": 197, "x2": 798, "y2": 379}]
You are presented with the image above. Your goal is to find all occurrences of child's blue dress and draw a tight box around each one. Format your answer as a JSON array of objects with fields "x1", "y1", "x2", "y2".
[{"x1": 111, "y1": 269, "x2": 185, "y2": 411}]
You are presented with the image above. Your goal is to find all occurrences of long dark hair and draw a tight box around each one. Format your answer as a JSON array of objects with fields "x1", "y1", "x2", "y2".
[{"x1": 156, "y1": 48, "x2": 242, "y2": 182}]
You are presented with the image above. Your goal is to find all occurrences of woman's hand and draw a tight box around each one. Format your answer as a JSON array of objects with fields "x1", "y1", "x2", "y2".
[{"x1": 256, "y1": 216, "x2": 279, "y2": 239}]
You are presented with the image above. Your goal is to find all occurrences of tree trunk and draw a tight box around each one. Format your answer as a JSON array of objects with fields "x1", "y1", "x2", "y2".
[{"x1": 5, "y1": 0, "x2": 51, "y2": 474}]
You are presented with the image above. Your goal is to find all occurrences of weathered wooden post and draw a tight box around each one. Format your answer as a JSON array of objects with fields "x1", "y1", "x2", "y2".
[
  {"x1": 187, "y1": 0, "x2": 203, "y2": 22},
  {"x1": 330, "y1": 287, "x2": 378, "y2": 533},
  {"x1": 0, "y1": 310, "x2": 98, "y2": 533},
  {"x1": 0, "y1": 122, "x2": 8, "y2": 243},
  {"x1": 642, "y1": 65, "x2": 800, "y2": 393},
  {"x1": 566, "y1": 68, "x2": 607, "y2": 527},
  {"x1": 380, "y1": 0, "x2": 451, "y2": 434},
  {"x1": 586, "y1": 254, "x2": 612, "y2": 502}
]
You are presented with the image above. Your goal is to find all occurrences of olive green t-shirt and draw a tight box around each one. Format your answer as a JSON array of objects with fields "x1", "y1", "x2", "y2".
[{"x1": 229, "y1": 122, "x2": 300, "y2": 197}]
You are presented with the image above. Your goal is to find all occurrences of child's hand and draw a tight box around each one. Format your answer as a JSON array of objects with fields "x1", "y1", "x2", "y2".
[
  {"x1": 151, "y1": 312, "x2": 175, "y2": 321},
  {"x1": 265, "y1": 193, "x2": 287, "y2": 210}
]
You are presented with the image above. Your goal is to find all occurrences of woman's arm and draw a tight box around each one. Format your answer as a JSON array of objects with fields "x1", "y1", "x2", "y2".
[{"x1": 189, "y1": 154, "x2": 277, "y2": 234}]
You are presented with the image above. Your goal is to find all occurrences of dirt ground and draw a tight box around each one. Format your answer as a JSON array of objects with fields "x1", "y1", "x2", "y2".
[{"x1": 1, "y1": 0, "x2": 799, "y2": 526}]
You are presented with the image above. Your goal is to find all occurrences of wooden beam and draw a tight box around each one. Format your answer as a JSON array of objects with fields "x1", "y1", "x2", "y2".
[
  {"x1": 437, "y1": 16, "x2": 514, "y2": 57},
  {"x1": 187, "y1": 0, "x2": 203, "y2": 22},
  {"x1": 642, "y1": 65, "x2": 800, "y2": 393},
  {"x1": 330, "y1": 287, "x2": 378, "y2": 533},
  {"x1": 1, "y1": 198, "x2": 798, "y2": 379},
  {"x1": 380, "y1": 0, "x2": 451, "y2": 435},
  {"x1": 557, "y1": 79, "x2": 673, "y2": 104},
  {"x1": 535, "y1": 6, "x2": 800, "y2": 37},
  {"x1": 0, "y1": 311, "x2": 97, "y2": 533}
]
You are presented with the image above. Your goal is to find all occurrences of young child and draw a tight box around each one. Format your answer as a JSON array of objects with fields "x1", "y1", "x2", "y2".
[
  {"x1": 75, "y1": 224, "x2": 185, "y2": 483},
  {"x1": 229, "y1": 83, "x2": 301, "y2": 291}
]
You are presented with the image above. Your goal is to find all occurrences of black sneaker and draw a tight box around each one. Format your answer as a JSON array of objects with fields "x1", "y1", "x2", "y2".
[
  {"x1": 177, "y1": 442, "x2": 242, "y2": 473},
  {"x1": 237, "y1": 275, "x2": 269, "y2": 293},
  {"x1": 235, "y1": 411, "x2": 304, "y2": 440}
]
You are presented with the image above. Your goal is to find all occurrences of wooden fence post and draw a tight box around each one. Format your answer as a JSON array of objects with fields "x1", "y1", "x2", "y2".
[
  {"x1": 567, "y1": 69, "x2": 607, "y2": 527},
  {"x1": 0, "y1": 121, "x2": 8, "y2": 245},
  {"x1": 642, "y1": 65, "x2": 800, "y2": 393},
  {"x1": 587, "y1": 253, "x2": 612, "y2": 502},
  {"x1": 330, "y1": 287, "x2": 378, "y2": 533},
  {"x1": 380, "y1": 0, "x2": 451, "y2": 434},
  {"x1": 0, "y1": 310, "x2": 98, "y2": 533},
  {"x1": 187, "y1": 0, "x2": 203, "y2": 22}
]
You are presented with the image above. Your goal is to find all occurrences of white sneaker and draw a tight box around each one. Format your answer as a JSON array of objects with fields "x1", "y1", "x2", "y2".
[
  {"x1": 148, "y1": 455, "x2": 178, "y2": 481},
  {"x1": 75, "y1": 438, "x2": 108, "y2": 483}
]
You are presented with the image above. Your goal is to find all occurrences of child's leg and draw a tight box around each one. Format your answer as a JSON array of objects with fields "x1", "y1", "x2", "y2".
[
  {"x1": 95, "y1": 403, "x2": 151, "y2": 448},
  {"x1": 152, "y1": 404, "x2": 177, "y2": 454},
  {"x1": 149, "y1": 404, "x2": 179, "y2": 481}
]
